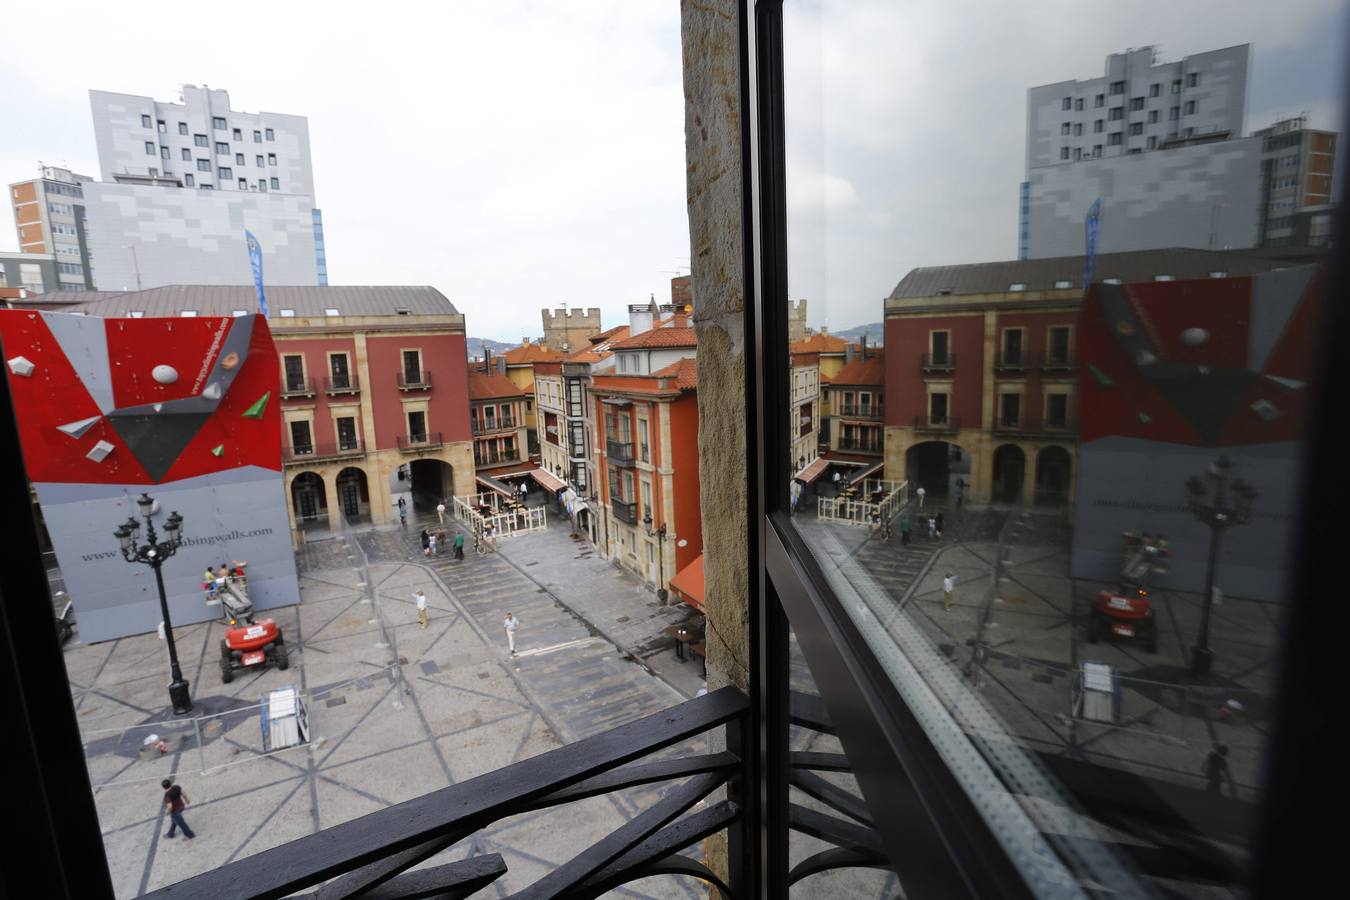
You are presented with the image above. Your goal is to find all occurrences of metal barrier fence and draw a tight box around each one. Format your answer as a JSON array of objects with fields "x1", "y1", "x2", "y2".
[
  {"x1": 817, "y1": 478, "x2": 908, "y2": 527},
  {"x1": 453, "y1": 492, "x2": 547, "y2": 539}
]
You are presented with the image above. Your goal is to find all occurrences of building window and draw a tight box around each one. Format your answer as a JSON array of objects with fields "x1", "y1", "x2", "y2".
[
  {"x1": 1061, "y1": 97, "x2": 1071, "y2": 111},
  {"x1": 1209, "y1": 270, "x2": 1228, "y2": 278},
  {"x1": 160, "y1": 146, "x2": 170, "y2": 159},
  {"x1": 1129, "y1": 123, "x2": 1143, "y2": 136},
  {"x1": 1094, "y1": 120, "x2": 1103, "y2": 133},
  {"x1": 239, "y1": 178, "x2": 249, "y2": 190},
  {"x1": 258, "y1": 180, "x2": 267, "y2": 193},
  {"x1": 279, "y1": 308, "x2": 296, "y2": 317},
  {"x1": 265, "y1": 127, "x2": 275, "y2": 140},
  {"x1": 270, "y1": 177, "x2": 280, "y2": 190},
  {"x1": 1046, "y1": 393, "x2": 1068, "y2": 428},
  {"x1": 336, "y1": 417, "x2": 358, "y2": 451},
  {"x1": 157, "y1": 119, "x2": 167, "y2": 133},
  {"x1": 144, "y1": 141, "x2": 155, "y2": 155},
  {"x1": 1148, "y1": 110, "x2": 1159, "y2": 124},
  {"x1": 1170, "y1": 107, "x2": 1180, "y2": 120},
  {"x1": 1150, "y1": 83, "x2": 1161, "y2": 98},
  {"x1": 179, "y1": 310, "x2": 198, "y2": 317},
  {"x1": 1094, "y1": 93, "x2": 1104, "y2": 108},
  {"x1": 213, "y1": 116, "x2": 227, "y2": 130},
  {"x1": 1060, "y1": 122, "x2": 1070, "y2": 135},
  {"x1": 1184, "y1": 100, "x2": 1197, "y2": 115},
  {"x1": 1001, "y1": 327, "x2": 1025, "y2": 363},
  {"x1": 141, "y1": 114, "x2": 152, "y2": 128},
  {"x1": 639, "y1": 417, "x2": 650, "y2": 462},
  {"x1": 184, "y1": 174, "x2": 194, "y2": 187},
  {"x1": 267, "y1": 153, "x2": 277, "y2": 165},
  {"x1": 235, "y1": 152, "x2": 245, "y2": 165},
  {"x1": 232, "y1": 127, "x2": 242, "y2": 140},
  {"x1": 402, "y1": 350, "x2": 423, "y2": 385},
  {"x1": 290, "y1": 420, "x2": 313, "y2": 454},
  {"x1": 1109, "y1": 80, "x2": 1124, "y2": 95},
  {"x1": 1109, "y1": 107, "x2": 1123, "y2": 121},
  {"x1": 178, "y1": 121, "x2": 189, "y2": 135},
  {"x1": 1073, "y1": 123, "x2": 1082, "y2": 136},
  {"x1": 179, "y1": 148, "x2": 190, "y2": 161},
  {"x1": 1130, "y1": 97, "x2": 1145, "y2": 111},
  {"x1": 1154, "y1": 274, "x2": 1175, "y2": 281},
  {"x1": 1093, "y1": 144, "x2": 1102, "y2": 157},
  {"x1": 929, "y1": 330, "x2": 951, "y2": 365},
  {"x1": 283, "y1": 354, "x2": 307, "y2": 392},
  {"x1": 219, "y1": 167, "x2": 233, "y2": 180},
  {"x1": 194, "y1": 133, "x2": 208, "y2": 147},
  {"x1": 215, "y1": 141, "x2": 229, "y2": 155},
  {"x1": 196, "y1": 159, "x2": 210, "y2": 172},
  {"x1": 929, "y1": 392, "x2": 949, "y2": 424},
  {"x1": 1047, "y1": 326, "x2": 1072, "y2": 364},
  {"x1": 999, "y1": 392, "x2": 1021, "y2": 427},
  {"x1": 1053, "y1": 280, "x2": 1072, "y2": 289},
  {"x1": 256, "y1": 155, "x2": 264, "y2": 167},
  {"x1": 1060, "y1": 147, "x2": 1069, "y2": 160},
  {"x1": 1073, "y1": 148, "x2": 1082, "y2": 161},
  {"x1": 200, "y1": 183, "x2": 213, "y2": 190},
  {"x1": 1171, "y1": 79, "x2": 1181, "y2": 94},
  {"x1": 1147, "y1": 136, "x2": 1158, "y2": 149},
  {"x1": 1108, "y1": 132, "x2": 1123, "y2": 146},
  {"x1": 1074, "y1": 98, "x2": 1083, "y2": 111},
  {"x1": 1187, "y1": 72, "x2": 1200, "y2": 88},
  {"x1": 253, "y1": 130, "x2": 262, "y2": 143}
]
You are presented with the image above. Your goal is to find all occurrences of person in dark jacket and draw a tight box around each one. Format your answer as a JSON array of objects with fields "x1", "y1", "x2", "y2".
[{"x1": 419, "y1": 529, "x2": 431, "y2": 556}]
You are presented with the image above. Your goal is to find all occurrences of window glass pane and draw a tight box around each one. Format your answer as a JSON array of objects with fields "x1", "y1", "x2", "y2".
[{"x1": 782, "y1": 3, "x2": 1338, "y2": 894}]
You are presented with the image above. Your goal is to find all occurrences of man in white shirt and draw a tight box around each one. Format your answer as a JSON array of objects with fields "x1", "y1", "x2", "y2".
[
  {"x1": 436, "y1": 501, "x2": 446, "y2": 524},
  {"x1": 414, "y1": 590, "x2": 428, "y2": 629},
  {"x1": 503, "y1": 612, "x2": 519, "y2": 655},
  {"x1": 916, "y1": 485, "x2": 926, "y2": 508},
  {"x1": 942, "y1": 573, "x2": 956, "y2": 611}
]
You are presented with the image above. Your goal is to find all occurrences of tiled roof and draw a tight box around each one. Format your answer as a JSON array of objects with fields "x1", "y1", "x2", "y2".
[
  {"x1": 467, "y1": 367, "x2": 527, "y2": 400},
  {"x1": 790, "y1": 332, "x2": 848, "y2": 353},
  {"x1": 889, "y1": 248, "x2": 1288, "y2": 300},
  {"x1": 502, "y1": 341, "x2": 566, "y2": 365},
  {"x1": 591, "y1": 324, "x2": 630, "y2": 343},
  {"x1": 832, "y1": 350, "x2": 884, "y2": 386},
  {"x1": 608, "y1": 323, "x2": 697, "y2": 350},
  {"x1": 652, "y1": 357, "x2": 698, "y2": 390},
  {"x1": 47, "y1": 285, "x2": 459, "y2": 318},
  {"x1": 563, "y1": 348, "x2": 611, "y2": 364}
]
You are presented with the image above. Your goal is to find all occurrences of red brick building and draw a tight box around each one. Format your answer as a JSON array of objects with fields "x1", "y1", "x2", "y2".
[{"x1": 467, "y1": 360, "x2": 530, "y2": 477}]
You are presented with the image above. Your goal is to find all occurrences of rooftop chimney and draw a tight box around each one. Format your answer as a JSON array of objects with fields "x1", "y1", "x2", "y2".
[
  {"x1": 845, "y1": 343, "x2": 856, "y2": 365},
  {"x1": 497, "y1": 356, "x2": 507, "y2": 376}
]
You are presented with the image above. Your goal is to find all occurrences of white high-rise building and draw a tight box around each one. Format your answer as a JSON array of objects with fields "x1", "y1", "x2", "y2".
[
  {"x1": 1019, "y1": 45, "x2": 1262, "y2": 259},
  {"x1": 19, "y1": 85, "x2": 329, "y2": 290}
]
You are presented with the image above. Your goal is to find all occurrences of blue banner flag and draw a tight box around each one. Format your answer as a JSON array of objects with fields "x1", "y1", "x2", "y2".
[
  {"x1": 1083, "y1": 198, "x2": 1102, "y2": 288},
  {"x1": 245, "y1": 230, "x2": 268, "y2": 316}
]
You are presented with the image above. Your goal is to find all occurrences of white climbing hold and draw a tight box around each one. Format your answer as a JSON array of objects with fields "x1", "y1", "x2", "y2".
[
  {"x1": 152, "y1": 364, "x2": 179, "y2": 384},
  {"x1": 1180, "y1": 327, "x2": 1209, "y2": 347},
  {"x1": 153, "y1": 403, "x2": 164, "y2": 412},
  {"x1": 57, "y1": 416, "x2": 100, "y2": 439},
  {"x1": 86, "y1": 440, "x2": 115, "y2": 462},
  {"x1": 7, "y1": 356, "x2": 35, "y2": 377},
  {"x1": 1136, "y1": 349, "x2": 1157, "y2": 366},
  {"x1": 202, "y1": 382, "x2": 222, "y2": 400}
]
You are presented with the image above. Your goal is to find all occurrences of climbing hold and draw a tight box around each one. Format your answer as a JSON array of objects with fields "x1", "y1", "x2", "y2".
[
  {"x1": 211, "y1": 444, "x2": 224, "y2": 457},
  {"x1": 242, "y1": 391, "x2": 270, "y2": 419},
  {"x1": 86, "y1": 440, "x2": 115, "y2": 462},
  {"x1": 1089, "y1": 364, "x2": 1115, "y2": 387},
  {"x1": 7, "y1": 356, "x2": 35, "y2": 377},
  {"x1": 152, "y1": 364, "x2": 179, "y2": 384},
  {"x1": 57, "y1": 416, "x2": 100, "y2": 439}
]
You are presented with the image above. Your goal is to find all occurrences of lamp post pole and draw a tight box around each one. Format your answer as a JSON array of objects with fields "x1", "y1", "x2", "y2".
[
  {"x1": 1185, "y1": 456, "x2": 1256, "y2": 678},
  {"x1": 644, "y1": 512, "x2": 668, "y2": 605},
  {"x1": 116, "y1": 493, "x2": 192, "y2": 714}
]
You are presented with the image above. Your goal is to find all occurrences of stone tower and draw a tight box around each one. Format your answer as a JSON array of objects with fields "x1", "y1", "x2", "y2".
[
  {"x1": 787, "y1": 298, "x2": 808, "y2": 344},
  {"x1": 540, "y1": 306, "x2": 602, "y2": 353}
]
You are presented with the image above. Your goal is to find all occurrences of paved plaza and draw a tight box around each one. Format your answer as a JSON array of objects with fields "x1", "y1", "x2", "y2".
[{"x1": 64, "y1": 509, "x2": 711, "y2": 899}]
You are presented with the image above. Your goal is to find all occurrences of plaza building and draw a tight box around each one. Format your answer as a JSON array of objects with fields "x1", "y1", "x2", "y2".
[
  {"x1": 467, "y1": 358, "x2": 531, "y2": 479},
  {"x1": 46, "y1": 285, "x2": 473, "y2": 537},
  {"x1": 499, "y1": 339, "x2": 566, "y2": 454}
]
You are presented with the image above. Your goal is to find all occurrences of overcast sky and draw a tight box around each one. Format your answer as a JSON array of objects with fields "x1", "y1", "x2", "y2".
[{"x1": 1, "y1": 1, "x2": 1344, "y2": 339}]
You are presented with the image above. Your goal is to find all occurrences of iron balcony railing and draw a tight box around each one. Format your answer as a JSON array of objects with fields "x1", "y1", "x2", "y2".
[
  {"x1": 839, "y1": 404, "x2": 883, "y2": 419},
  {"x1": 993, "y1": 416, "x2": 1077, "y2": 436},
  {"x1": 281, "y1": 376, "x2": 315, "y2": 398},
  {"x1": 474, "y1": 417, "x2": 518, "y2": 434},
  {"x1": 142, "y1": 689, "x2": 749, "y2": 900},
  {"x1": 994, "y1": 351, "x2": 1028, "y2": 372},
  {"x1": 475, "y1": 451, "x2": 522, "y2": 467},
  {"x1": 1040, "y1": 351, "x2": 1076, "y2": 373},
  {"x1": 914, "y1": 415, "x2": 960, "y2": 433},
  {"x1": 920, "y1": 352, "x2": 955, "y2": 373},
  {"x1": 397, "y1": 370, "x2": 433, "y2": 391},
  {"x1": 324, "y1": 375, "x2": 360, "y2": 396},
  {"x1": 397, "y1": 431, "x2": 443, "y2": 451},
  {"x1": 608, "y1": 439, "x2": 636, "y2": 465},
  {"x1": 799, "y1": 420, "x2": 814, "y2": 438},
  {"x1": 612, "y1": 498, "x2": 639, "y2": 524},
  {"x1": 838, "y1": 438, "x2": 883, "y2": 453},
  {"x1": 283, "y1": 440, "x2": 364, "y2": 463}
]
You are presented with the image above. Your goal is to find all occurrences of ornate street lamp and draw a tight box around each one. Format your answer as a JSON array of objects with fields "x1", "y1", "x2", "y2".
[
  {"x1": 1184, "y1": 456, "x2": 1257, "y2": 677},
  {"x1": 115, "y1": 493, "x2": 192, "y2": 714},
  {"x1": 643, "y1": 511, "x2": 669, "y2": 605}
]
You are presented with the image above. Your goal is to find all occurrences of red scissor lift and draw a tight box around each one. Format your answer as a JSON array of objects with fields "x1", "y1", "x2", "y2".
[{"x1": 1087, "y1": 530, "x2": 1169, "y2": 653}]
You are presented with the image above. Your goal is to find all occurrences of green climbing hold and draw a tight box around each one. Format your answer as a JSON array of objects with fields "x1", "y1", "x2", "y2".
[
  {"x1": 1089, "y1": 364, "x2": 1115, "y2": 387},
  {"x1": 211, "y1": 444, "x2": 224, "y2": 457},
  {"x1": 1138, "y1": 413, "x2": 1151, "y2": 424},
  {"x1": 242, "y1": 391, "x2": 270, "y2": 419}
]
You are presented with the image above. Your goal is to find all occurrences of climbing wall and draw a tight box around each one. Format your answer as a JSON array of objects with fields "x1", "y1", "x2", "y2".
[{"x1": 0, "y1": 311, "x2": 299, "y2": 641}]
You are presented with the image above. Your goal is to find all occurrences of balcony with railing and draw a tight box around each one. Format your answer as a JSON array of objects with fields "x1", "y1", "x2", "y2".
[
  {"x1": 837, "y1": 435, "x2": 883, "y2": 453},
  {"x1": 920, "y1": 352, "x2": 956, "y2": 374},
  {"x1": 281, "y1": 376, "x2": 316, "y2": 399},
  {"x1": 612, "y1": 497, "x2": 638, "y2": 524},
  {"x1": 1040, "y1": 350, "x2": 1076, "y2": 374},
  {"x1": 993, "y1": 350, "x2": 1028, "y2": 374},
  {"x1": 398, "y1": 431, "x2": 443, "y2": 451},
  {"x1": 473, "y1": 417, "x2": 518, "y2": 435},
  {"x1": 283, "y1": 439, "x2": 365, "y2": 464},
  {"x1": 607, "y1": 438, "x2": 636, "y2": 465},
  {"x1": 324, "y1": 374, "x2": 361, "y2": 396},
  {"x1": 397, "y1": 370, "x2": 433, "y2": 391},
  {"x1": 992, "y1": 415, "x2": 1077, "y2": 437},
  {"x1": 914, "y1": 415, "x2": 961, "y2": 433},
  {"x1": 138, "y1": 689, "x2": 748, "y2": 900},
  {"x1": 475, "y1": 449, "x2": 523, "y2": 467},
  {"x1": 798, "y1": 419, "x2": 814, "y2": 438},
  {"x1": 838, "y1": 403, "x2": 883, "y2": 419}
]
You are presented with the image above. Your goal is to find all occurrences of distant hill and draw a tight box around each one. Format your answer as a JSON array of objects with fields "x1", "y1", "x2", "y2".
[
  {"x1": 466, "y1": 337, "x2": 518, "y2": 360},
  {"x1": 829, "y1": 322, "x2": 883, "y2": 346}
]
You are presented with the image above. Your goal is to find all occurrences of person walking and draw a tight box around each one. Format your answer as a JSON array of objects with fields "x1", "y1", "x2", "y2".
[
  {"x1": 161, "y1": 778, "x2": 195, "y2": 839},
  {"x1": 414, "y1": 589, "x2": 428, "y2": 629},
  {"x1": 935, "y1": 511, "x2": 945, "y2": 539},
  {"x1": 1204, "y1": 743, "x2": 1236, "y2": 797},
  {"x1": 832, "y1": 470, "x2": 841, "y2": 494},
  {"x1": 916, "y1": 484, "x2": 926, "y2": 508},
  {"x1": 428, "y1": 531, "x2": 438, "y2": 556},
  {"x1": 436, "y1": 501, "x2": 446, "y2": 524},
  {"x1": 942, "y1": 572, "x2": 956, "y2": 610},
  {"x1": 503, "y1": 612, "x2": 519, "y2": 655},
  {"x1": 435, "y1": 527, "x2": 447, "y2": 555},
  {"x1": 453, "y1": 531, "x2": 465, "y2": 560},
  {"x1": 927, "y1": 515, "x2": 937, "y2": 539},
  {"x1": 419, "y1": 529, "x2": 431, "y2": 557},
  {"x1": 899, "y1": 515, "x2": 911, "y2": 546},
  {"x1": 519, "y1": 481, "x2": 528, "y2": 503}
]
